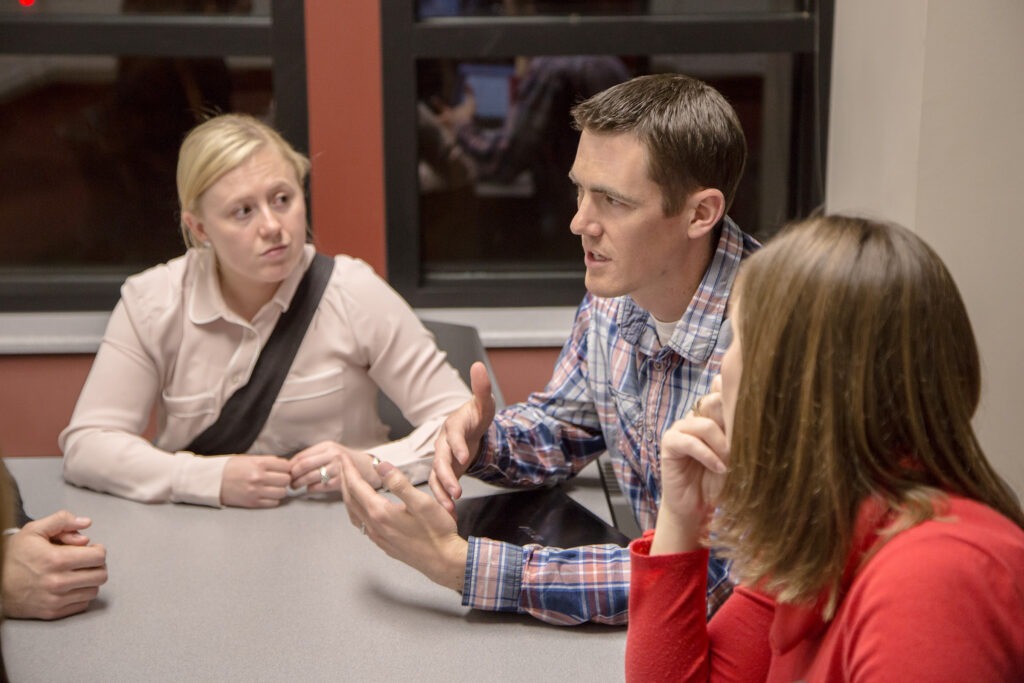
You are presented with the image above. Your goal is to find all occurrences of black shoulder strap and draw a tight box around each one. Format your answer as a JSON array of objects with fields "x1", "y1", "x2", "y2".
[{"x1": 186, "y1": 253, "x2": 335, "y2": 456}]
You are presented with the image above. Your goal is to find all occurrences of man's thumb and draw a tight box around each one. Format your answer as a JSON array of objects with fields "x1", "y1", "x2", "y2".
[{"x1": 377, "y1": 462, "x2": 410, "y2": 498}]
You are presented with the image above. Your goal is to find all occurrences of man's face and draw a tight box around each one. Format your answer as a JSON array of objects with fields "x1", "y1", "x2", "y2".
[{"x1": 568, "y1": 130, "x2": 693, "y2": 320}]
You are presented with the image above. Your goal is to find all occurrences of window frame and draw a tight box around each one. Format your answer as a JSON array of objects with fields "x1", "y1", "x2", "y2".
[
  {"x1": 0, "y1": 2, "x2": 308, "y2": 312},
  {"x1": 382, "y1": 2, "x2": 833, "y2": 308}
]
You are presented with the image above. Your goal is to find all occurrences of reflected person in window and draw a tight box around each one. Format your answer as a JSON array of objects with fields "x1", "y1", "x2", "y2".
[
  {"x1": 627, "y1": 216, "x2": 1024, "y2": 681},
  {"x1": 440, "y1": 54, "x2": 631, "y2": 242},
  {"x1": 342, "y1": 74, "x2": 758, "y2": 625},
  {"x1": 60, "y1": 114, "x2": 471, "y2": 508}
]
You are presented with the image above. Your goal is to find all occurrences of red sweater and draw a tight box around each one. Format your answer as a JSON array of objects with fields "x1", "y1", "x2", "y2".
[{"x1": 627, "y1": 495, "x2": 1024, "y2": 682}]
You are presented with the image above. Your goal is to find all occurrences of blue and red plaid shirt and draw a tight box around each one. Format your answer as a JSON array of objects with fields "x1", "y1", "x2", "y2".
[{"x1": 462, "y1": 217, "x2": 758, "y2": 625}]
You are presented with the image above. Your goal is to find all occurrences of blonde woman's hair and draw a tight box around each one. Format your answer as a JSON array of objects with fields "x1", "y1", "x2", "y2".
[
  {"x1": 712, "y1": 214, "x2": 1023, "y2": 616},
  {"x1": 176, "y1": 113, "x2": 311, "y2": 247}
]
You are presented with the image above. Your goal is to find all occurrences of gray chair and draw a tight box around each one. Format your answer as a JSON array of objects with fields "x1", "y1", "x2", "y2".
[{"x1": 378, "y1": 319, "x2": 504, "y2": 440}]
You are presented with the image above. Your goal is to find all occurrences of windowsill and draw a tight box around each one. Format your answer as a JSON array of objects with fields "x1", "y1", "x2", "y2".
[{"x1": 0, "y1": 307, "x2": 575, "y2": 355}]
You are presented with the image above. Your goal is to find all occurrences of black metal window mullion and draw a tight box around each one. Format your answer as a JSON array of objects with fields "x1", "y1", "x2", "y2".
[
  {"x1": 0, "y1": 14, "x2": 271, "y2": 57},
  {"x1": 410, "y1": 14, "x2": 815, "y2": 57}
]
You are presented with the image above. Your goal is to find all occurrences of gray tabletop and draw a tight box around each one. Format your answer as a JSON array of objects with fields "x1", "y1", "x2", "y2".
[{"x1": 2, "y1": 457, "x2": 626, "y2": 683}]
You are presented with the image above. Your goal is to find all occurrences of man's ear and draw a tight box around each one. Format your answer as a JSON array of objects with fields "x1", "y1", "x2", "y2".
[
  {"x1": 182, "y1": 211, "x2": 207, "y2": 245},
  {"x1": 685, "y1": 188, "x2": 726, "y2": 240}
]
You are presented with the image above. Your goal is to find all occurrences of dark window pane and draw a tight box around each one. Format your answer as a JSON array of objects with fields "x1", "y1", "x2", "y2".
[
  {"x1": 0, "y1": 55, "x2": 273, "y2": 269},
  {"x1": 417, "y1": 53, "x2": 791, "y2": 281}
]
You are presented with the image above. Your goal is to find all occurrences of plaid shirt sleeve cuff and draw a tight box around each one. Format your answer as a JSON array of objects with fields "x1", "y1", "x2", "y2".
[{"x1": 462, "y1": 536, "x2": 525, "y2": 613}]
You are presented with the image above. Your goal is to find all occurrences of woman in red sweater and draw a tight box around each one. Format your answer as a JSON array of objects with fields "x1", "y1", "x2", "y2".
[{"x1": 627, "y1": 214, "x2": 1024, "y2": 682}]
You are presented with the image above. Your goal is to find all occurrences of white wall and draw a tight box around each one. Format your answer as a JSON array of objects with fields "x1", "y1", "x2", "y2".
[{"x1": 827, "y1": 0, "x2": 1024, "y2": 497}]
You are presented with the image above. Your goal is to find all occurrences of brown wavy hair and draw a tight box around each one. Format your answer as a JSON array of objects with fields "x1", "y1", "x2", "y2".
[
  {"x1": 713, "y1": 214, "x2": 1023, "y2": 615},
  {"x1": 570, "y1": 73, "x2": 747, "y2": 216}
]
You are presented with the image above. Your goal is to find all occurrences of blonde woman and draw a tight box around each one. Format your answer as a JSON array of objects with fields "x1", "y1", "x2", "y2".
[
  {"x1": 627, "y1": 215, "x2": 1024, "y2": 681},
  {"x1": 61, "y1": 114, "x2": 470, "y2": 508}
]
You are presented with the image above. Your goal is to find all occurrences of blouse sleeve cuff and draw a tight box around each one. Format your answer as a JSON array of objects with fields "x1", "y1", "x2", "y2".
[{"x1": 170, "y1": 453, "x2": 229, "y2": 507}]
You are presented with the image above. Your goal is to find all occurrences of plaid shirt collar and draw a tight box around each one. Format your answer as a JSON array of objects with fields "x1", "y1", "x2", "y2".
[{"x1": 615, "y1": 215, "x2": 745, "y2": 364}]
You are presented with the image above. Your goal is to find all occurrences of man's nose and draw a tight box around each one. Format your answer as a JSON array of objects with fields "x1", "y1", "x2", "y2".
[{"x1": 570, "y1": 195, "x2": 599, "y2": 236}]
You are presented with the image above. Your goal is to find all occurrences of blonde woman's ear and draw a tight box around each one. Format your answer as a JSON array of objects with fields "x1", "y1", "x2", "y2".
[{"x1": 182, "y1": 211, "x2": 208, "y2": 246}]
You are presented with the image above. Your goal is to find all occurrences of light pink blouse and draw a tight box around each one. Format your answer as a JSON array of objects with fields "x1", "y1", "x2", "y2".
[{"x1": 60, "y1": 245, "x2": 471, "y2": 507}]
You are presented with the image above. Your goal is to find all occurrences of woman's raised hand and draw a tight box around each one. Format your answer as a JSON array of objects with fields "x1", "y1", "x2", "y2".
[{"x1": 650, "y1": 376, "x2": 730, "y2": 555}]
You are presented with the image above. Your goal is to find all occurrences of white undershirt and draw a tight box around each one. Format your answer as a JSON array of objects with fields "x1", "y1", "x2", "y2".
[{"x1": 652, "y1": 315, "x2": 680, "y2": 347}]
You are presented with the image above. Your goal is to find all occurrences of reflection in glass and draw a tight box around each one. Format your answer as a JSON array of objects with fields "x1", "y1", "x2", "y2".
[
  {"x1": 0, "y1": 54, "x2": 273, "y2": 268},
  {"x1": 417, "y1": 54, "x2": 789, "y2": 276},
  {"x1": 417, "y1": 56, "x2": 631, "y2": 272}
]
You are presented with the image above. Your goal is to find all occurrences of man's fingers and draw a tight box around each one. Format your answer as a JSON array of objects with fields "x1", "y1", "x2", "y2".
[
  {"x1": 377, "y1": 463, "x2": 419, "y2": 505},
  {"x1": 340, "y1": 454, "x2": 375, "y2": 526},
  {"x1": 431, "y1": 443, "x2": 462, "y2": 501},
  {"x1": 469, "y1": 362, "x2": 492, "y2": 407},
  {"x1": 469, "y1": 363, "x2": 497, "y2": 427},
  {"x1": 428, "y1": 471, "x2": 458, "y2": 516}
]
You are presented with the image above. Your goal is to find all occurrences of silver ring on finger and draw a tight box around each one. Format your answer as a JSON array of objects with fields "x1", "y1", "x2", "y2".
[{"x1": 319, "y1": 465, "x2": 330, "y2": 486}]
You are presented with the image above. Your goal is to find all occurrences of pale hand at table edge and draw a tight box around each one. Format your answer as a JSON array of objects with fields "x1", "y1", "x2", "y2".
[{"x1": 2, "y1": 511, "x2": 109, "y2": 620}]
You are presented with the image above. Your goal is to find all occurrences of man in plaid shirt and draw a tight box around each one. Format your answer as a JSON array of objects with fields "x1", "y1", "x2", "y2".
[{"x1": 341, "y1": 73, "x2": 758, "y2": 625}]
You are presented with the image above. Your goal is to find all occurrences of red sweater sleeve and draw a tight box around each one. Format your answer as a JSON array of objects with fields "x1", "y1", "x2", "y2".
[{"x1": 627, "y1": 532, "x2": 774, "y2": 682}]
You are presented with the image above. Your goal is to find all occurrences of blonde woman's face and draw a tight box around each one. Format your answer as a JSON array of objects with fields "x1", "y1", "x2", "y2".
[{"x1": 183, "y1": 146, "x2": 306, "y2": 299}]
